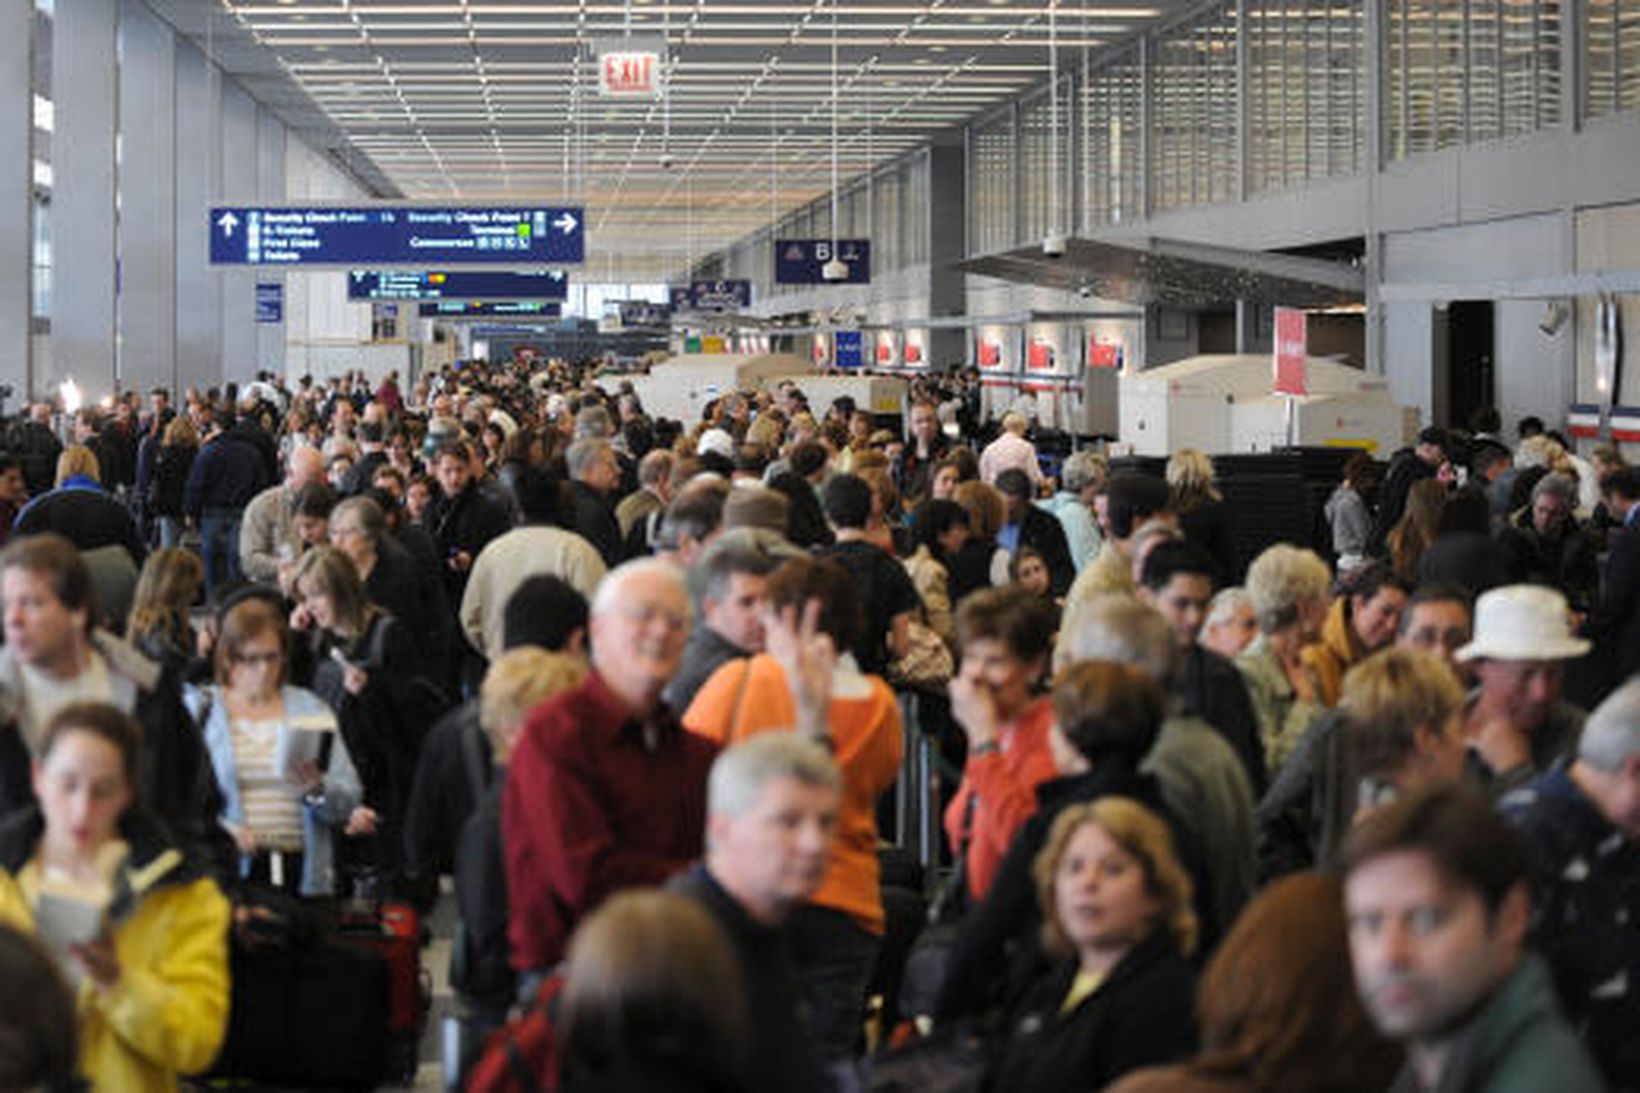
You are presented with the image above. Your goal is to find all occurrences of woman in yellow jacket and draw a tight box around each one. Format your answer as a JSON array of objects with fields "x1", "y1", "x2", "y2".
[{"x1": 0, "y1": 700, "x2": 230, "y2": 1092}]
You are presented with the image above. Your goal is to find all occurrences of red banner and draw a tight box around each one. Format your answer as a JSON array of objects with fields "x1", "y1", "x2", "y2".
[
  {"x1": 905, "y1": 342, "x2": 923, "y2": 364},
  {"x1": 1273, "y1": 307, "x2": 1307, "y2": 395},
  {"x1": 1027, "y1": 340, "x2": 1055, "y2": 371},
  {"x1": 977, "y1": 340, "x2": 1002, "y2": 368},
  {"x1": 1089, "y1": 340, "x2": 1121, "y2": 368}
]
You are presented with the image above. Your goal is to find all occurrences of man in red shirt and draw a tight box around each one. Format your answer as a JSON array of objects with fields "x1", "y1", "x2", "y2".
[{"x1": 502, "y1": 558, "x2": 717, "y2": 984}]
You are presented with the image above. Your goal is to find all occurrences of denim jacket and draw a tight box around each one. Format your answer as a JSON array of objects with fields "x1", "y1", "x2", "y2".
[{"x1": 189, "y1": 683, "x2": 362, "y2": 896}]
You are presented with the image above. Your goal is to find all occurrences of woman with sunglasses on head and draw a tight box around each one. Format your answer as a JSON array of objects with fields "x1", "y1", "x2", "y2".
[{"x1": 188, "y1": 597, "x2": 375, "y2": 897}]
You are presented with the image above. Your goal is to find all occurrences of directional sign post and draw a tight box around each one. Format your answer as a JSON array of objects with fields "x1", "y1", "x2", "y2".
[
  {"x1": 774, "y1": 240, "x2": 872, "y2": 285},
  {"x1": 210, "y1": 206, "x2": 585, "y2": 267},
  {"x1": 349, "y1": 270, "x2": 569, "y2": 301}
]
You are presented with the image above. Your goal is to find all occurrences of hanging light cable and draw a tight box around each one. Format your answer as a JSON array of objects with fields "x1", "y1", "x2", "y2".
[
  {"x1": 822, "y1": 0, "x2": 848, "y2": 281},
  {"x1": 1044, "y1": 0, "x2": 1067, "y2": 257}
]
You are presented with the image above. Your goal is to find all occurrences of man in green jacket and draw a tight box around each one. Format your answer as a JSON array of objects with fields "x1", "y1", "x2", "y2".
[{"x1": 1341, "y1": 785, "x2": 1604, "y2": 1093}]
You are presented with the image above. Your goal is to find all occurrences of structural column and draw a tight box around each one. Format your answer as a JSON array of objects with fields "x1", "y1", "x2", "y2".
[
  {"x1": 0, "y1": 3, "x2": 32, "y2": 402},
  {"x1": 51, "y1": 0, "x2": 119, "y2": 398},
  {"x1": 118, "y1": 0, "x2": 177, "y2": 397},
  {"x1": 255, "y1": 109, "x2": 286, "y2": 379},
  {"x1": 218, "y1": 81, "x2": 258, "y2": 389},
  {"x1": 173, "y1": 38, "x2": 222, "y2": 395}
]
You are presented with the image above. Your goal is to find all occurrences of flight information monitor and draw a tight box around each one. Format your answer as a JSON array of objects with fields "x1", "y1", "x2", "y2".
[
  {"x1": 209, "y1": 206, "x2": 585, "y2": 266},
  {"x1": 417, "y1": 301, "x2": 564, "y2": 318},
  {"x1": 349, "y1": 270, "x2": 569, "y2": 301}
]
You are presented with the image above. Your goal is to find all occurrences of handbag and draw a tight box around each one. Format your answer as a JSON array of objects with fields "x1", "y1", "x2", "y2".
[
  {"x1": 896, "y1": 795, "x2": 974, "y2": 1023},
  {"x1": 863, "y1": 1022, "x2": 990, "y2": 1093},
  {"x1": 889, "y1": 620, "x2": 955, "y2": 692}
]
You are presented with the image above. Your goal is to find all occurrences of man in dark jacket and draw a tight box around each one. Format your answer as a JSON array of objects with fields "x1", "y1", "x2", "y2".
[
  {"x1": 565, "y1": 437, "x2": 626, "y2": 568},
  {"x1": 184, "y1": 419, "x2": 277, "y2": 596},
  {"x1": 1582, "y1": 466, "x2": 1640, "y2": 698},
  {"x1": 996, "y1": 468, "x2": 1076, "y2": 597},
  {"x1": 1502, "y1": 679, "x2": 1640, "y2": 1089},
  {"x1": 662, "y1": 532, "x2": 789, "y2": 713},
  {"x1": 1367, "y1": 426, "x2": 1450, "y2": 556},
  {"x1": 0, "y1": 535, "x2": 220, "y2": 858},
  {"x1": 1138, "y1": 539, "x2": 1266, "y2": 794},
  {"x1": 9, "y1": 404, "x2": 62, "y2": 498},
  {"x1": 425, "y1": 438, "x2": 512, "y2": 604},
  {"x1": 1496, "y1": 472, "x2": 1600, "y2": 611},
  {"x1": 669, "y1": 734, "x2": 839, "y2": 1093}
]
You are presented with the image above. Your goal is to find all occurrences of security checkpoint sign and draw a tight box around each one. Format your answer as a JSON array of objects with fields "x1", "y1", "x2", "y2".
[
  {"x1": 1273, "y1": 307, "x2": 1308, "y2": 395},
  {"x1": 209, "y1": 206, "x2": 586, "y2": 267}
]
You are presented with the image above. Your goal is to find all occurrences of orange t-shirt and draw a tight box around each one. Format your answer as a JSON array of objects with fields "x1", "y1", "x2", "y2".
[
  {"x1": 684, "y1": 654, "x2": 904, "y2": 935},
  {"x1": 942, "y1": 696, "x2": 1058, "y2": 902}
]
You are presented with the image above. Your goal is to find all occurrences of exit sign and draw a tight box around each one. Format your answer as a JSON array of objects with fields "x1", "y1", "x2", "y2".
[{"x1": 597, "y1": 38, "x2": 666, "y2": 97}]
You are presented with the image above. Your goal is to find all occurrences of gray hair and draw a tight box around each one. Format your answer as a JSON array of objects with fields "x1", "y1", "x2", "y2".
[
  {"x1": 1531, "y1": 472, "x2": 1578, "y2": 510},
  {"x1": 565, "y1": 437, "x2": 613, "y2": 480},
  {"x1": 1061, "y1": 450, "x2": 1109, "y2": 494},
  {"x1": 1245, "y1": 544, "x2": 1332, "y2": 633},
  {"x1": 1578, "y1": 677, "x2": 1640, "y2": 772},
  {"x1": 1056, "y1": 593, "x2": 1179, "y2": 685},
  {"x1": 708, "y1": 733, "x2": 842, "y2": 823},
  {"x1": 696, "y1": 529, "x2": 797, "y2": 604},
  {"x1": 574, "y1": 405, "x2": 614, "y2": 440},
  {"x1": 331, "y1": 495, "x2": 386, "y2": 547},
  {"x1": 1204, "y1": 586, "x2": 1252, "y2": 630},
  {"x1": 590, "y1": 557, "x2": 689, "y2": 618},
  {"x1": 638, "y1": 449, "x2": 676, "y2": 489}
]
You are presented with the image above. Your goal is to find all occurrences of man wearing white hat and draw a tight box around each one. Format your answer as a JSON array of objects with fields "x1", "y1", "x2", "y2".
[{"x1": 1458, "y1": 584, "x2": 1590, "y2": 796}]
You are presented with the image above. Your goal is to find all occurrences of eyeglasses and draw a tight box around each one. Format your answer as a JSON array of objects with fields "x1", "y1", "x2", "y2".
[{"x1": 233, "y1": 651, "x2": 282, "y2": 667}]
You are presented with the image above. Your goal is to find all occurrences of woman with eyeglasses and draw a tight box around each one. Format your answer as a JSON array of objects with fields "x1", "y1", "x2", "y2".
[{"x1": 189, "y1": 597, "x2": 375, "y2": 896}]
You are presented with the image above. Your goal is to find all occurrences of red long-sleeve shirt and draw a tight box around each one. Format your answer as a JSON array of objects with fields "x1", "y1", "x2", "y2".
[{"x1": 503, "y1": 671, "x2": 717, "y2": 971}]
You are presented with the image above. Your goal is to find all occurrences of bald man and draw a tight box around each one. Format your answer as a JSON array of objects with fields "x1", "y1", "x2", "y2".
[{"x1": 240, "y1": 444, "x2": 327, "y2": 584}]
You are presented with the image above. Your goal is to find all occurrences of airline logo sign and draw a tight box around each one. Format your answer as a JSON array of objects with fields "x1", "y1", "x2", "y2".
[
  {"x1": 1273, "y1": 307, "x2": 1308, "y2": 395},
  {"x1": 597, "y1": 38, "x2": 666, "y2": 97}
]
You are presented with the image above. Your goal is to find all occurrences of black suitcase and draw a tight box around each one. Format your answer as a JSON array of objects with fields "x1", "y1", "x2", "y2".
[{"x1": 209, "y1": 933, "x2": 391, "y2": 1090}]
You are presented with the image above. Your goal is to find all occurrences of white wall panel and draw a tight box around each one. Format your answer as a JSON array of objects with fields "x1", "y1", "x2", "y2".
[{"x1": 117, "y1": 0, "x2": 176, "y2": 395}]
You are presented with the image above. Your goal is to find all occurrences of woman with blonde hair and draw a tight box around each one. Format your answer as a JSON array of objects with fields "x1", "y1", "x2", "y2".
[
  {"x1": 1110, "y1": 872, "x2": 1400, "y2": 1093},
  {"x1": 14, "y1": 444, "x2": 145, "y2": 566},
  {"x1": 125, "y1": 548, "x2": 204, "y2": 672},
  {"x1": 148, "y1": 416, "x2": 199, "y2": 549},
  {"x1": 987, "y1": 798, "x2": 1198, "y2": 1091},
  {"x1": 1168, "y1": 448, "x2": 1235, "y2": 578}
]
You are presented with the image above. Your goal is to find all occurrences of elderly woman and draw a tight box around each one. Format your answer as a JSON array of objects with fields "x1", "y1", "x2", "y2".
[
  {"x1": 1200, "y1": 587, "x2": 1257, "y2": 661},
  {"x1": 0, "y1": 702, "x2": 230, "y2": 1091},
  {"x1": 987, "y1": 798, "x2": 1198, "y2": 1092},
  {"x1": 1236, "y1": 544, "x2": 1331, "y2": 775},
  {"x1": 327, "y1": 494, "x2": 451, "y2": 683},
  {"x1": 683, "y1": 557, "x2": 902, "y2": 1063},
  {"x1": 190, "y1": 598, "x2": 375, "y2": 896}
]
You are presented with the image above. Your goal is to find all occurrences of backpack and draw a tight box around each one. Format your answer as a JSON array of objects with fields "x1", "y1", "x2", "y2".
[{"x1": 466, "y1": 975, "x2": 565, "y2": 1093}]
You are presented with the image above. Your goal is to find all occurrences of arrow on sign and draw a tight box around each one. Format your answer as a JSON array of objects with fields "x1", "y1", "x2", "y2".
[
  {"x1": 552, "y1": 212, "x2": 579, "y2": 235},
  {"x1": 217, "y1": 211, "x2": 240, "y2": 237}
]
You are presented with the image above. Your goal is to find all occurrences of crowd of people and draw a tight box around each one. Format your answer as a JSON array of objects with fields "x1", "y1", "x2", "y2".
[{"x1": 0, "y1": 359, "x2": 1634, "y2": 1093}]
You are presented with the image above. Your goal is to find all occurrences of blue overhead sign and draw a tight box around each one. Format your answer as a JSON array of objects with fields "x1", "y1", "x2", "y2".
[
  {"x1": 254, "y1": 282, "x2": 283, "y2": 323},
  {"x1": 670, "y1": 279, "x2": 753, "y2": 311},
  {"x1": 774, "y1": 239, "x2": 872, "y2": 285},
  {"x1": 350, "y1": 270, "x2": 569, "y2": 301},
  {"x1": 418, "y1": 301, "x2": 563, "y2": 318},
  {"x1": 209, "y1": 206, "x2": 585, "y2": 267},
  {"x1": 834, "y1": 329, "x2": 864, "y2": 369}
]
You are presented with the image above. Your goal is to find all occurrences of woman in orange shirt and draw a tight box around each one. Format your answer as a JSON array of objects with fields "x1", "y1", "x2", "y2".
[
  {"x1": 684, "y1": 556, "x2": 902, "y2": 1062},
  {"x1": 943, "y1": 586, "x2": 1060, "y2": 903}
]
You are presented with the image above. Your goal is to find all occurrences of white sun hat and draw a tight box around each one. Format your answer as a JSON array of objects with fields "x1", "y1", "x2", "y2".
[{"x1": 1455, "y1": 584, "x2": 1592, "y2": 662}]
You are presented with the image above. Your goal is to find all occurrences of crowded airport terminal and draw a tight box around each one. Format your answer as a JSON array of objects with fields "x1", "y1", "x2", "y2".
[{"x1": 0, "y1": 0, "x2": 1638, "y2": 1090}]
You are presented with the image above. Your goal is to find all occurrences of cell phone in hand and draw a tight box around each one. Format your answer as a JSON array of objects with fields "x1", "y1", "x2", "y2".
[{"x1": 328, "y1": 646, "x2": 356, "y2": 670}]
